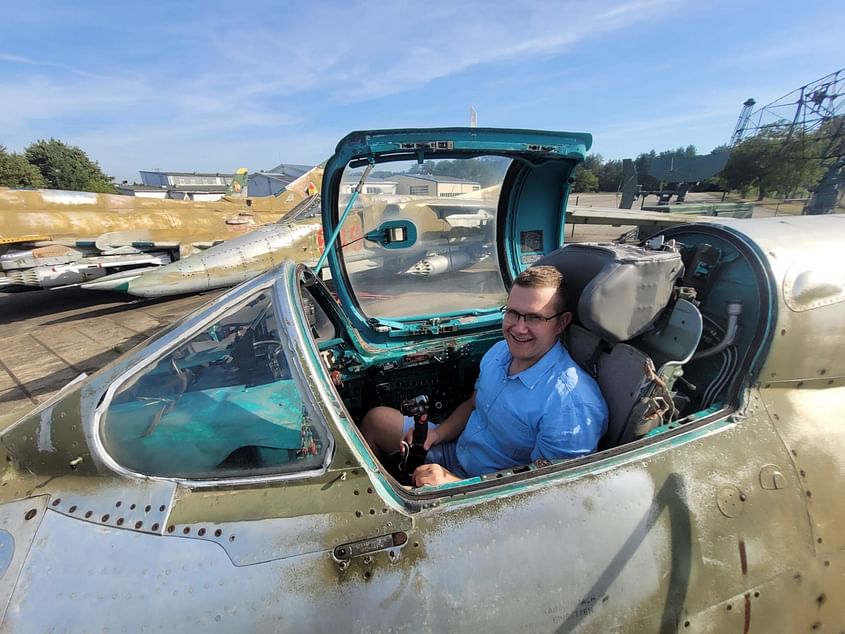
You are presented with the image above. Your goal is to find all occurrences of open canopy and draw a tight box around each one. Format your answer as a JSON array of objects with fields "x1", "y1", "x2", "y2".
[{"x1": 318, "y1": 128, "x2": 591, "y2": 344}]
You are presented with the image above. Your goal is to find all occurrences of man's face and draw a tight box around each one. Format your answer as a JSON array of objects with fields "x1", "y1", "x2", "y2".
[{"x1": 502, "y1": 284, "x2": 572, "y2": 368}]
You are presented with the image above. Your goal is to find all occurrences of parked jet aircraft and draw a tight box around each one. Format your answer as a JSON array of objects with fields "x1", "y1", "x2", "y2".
[
  {"x1": 0, "y1": 166, "x2": 322, "y2": 291},
  {"x1": 83, "y1": 192, "x2": 498, "y2": 297},
  {"x1": 2, "y1": 128, "x2": 841, "y2": 632},
  {"x1": 82, "y1": 183, "x2": 730, "y2": 299}
]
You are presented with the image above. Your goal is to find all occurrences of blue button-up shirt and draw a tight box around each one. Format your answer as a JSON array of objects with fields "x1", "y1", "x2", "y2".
[{"x1": 455, "y1": 340, "x2": 608, "y2": 477}]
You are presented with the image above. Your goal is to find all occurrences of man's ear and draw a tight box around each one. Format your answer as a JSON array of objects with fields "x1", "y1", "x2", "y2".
[{"x1": 557, "y1": 311, "x2": 573, "y2": 335}]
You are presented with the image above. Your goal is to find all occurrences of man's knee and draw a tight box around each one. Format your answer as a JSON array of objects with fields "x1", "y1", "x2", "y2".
[
  {"x1": 360, "y1": 406, "x2": 404, "y2": 453},
  {"x1": 361, "y1": 406, "x2": 395, "y2": 433}
]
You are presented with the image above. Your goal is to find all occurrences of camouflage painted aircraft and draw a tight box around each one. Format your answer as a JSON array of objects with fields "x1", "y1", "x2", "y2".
[
  {"x1": 1, "y1": 128, "x2": 842, "y2": 631},
  {"x1": 0, "y1": 166, "x2": 323, "y2": 291},
  {"x1": 83, "y1": 191, "x2": 497, "y2": 297},
  {"x1": 81, "y1": 178, "x2": 733, "y2": 299}
]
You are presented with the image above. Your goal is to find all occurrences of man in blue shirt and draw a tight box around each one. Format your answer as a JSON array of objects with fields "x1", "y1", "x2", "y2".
[{"x1": 361, "y1": 265, "x2": 608, "y2": 486}]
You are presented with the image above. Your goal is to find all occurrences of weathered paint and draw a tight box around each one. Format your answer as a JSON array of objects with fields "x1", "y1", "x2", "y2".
[
  {"x1": 0, "y1": 167, "x2": 323, "y2": 245},
  {"x1": 0, "y1": 168, "x2": 325, "y2": 290}
]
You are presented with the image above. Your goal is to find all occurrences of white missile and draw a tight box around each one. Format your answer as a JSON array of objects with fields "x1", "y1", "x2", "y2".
[{"x1": 405, "y1": 251, "x2": 477, "y2": 276}]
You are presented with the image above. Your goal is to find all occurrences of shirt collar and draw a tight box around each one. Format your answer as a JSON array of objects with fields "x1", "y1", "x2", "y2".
[{"x1": 495, "y1": 341, "x2": 567, "y2": 388}]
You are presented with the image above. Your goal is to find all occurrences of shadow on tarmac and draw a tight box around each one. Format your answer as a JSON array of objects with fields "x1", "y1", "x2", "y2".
[{"x1": 0, "y1": 288, "x2": 137, "y2": 325}]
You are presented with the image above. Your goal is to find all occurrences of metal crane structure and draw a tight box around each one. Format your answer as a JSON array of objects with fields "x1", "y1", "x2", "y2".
[
  {"x1": 729, "y1": 98, "x2": 756, "y2": 147},
  {"x1": 732, "y1": 67, "x2": 845, "y2": 214}
]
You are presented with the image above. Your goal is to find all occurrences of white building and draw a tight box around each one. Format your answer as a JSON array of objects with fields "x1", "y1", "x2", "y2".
[
  {"x1": 119, "y1": 171, "x2": 235, "y2": 201},
  {"x1": 119, "y1": 164, "x2": 318, "y2": 200},
  {"x1": 392, "y1": 174, "x2": 480, "y2": 197},
  {"x1": 339, "y1": 175, "x2": 398, "y2": 196}
]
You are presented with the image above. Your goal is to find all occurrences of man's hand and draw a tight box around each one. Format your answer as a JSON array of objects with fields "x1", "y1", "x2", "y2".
[
  {"x1": 412, "y1": 463, "x2": 461, "y2": 487},
  {"x1": 400, "y1": 425, "x2": 441, "y2": 454}
]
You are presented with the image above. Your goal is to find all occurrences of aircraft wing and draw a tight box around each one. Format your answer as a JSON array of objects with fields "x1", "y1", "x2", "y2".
[
  {"x1": 0, "y1": 232, "x2": 183, "y2": 291},
  {"x1": 0, "y1": 234, "x2": 53, "y2": 246},
  {"x1": 566, "y1": 206, "x2": 728, "y2": 231}
]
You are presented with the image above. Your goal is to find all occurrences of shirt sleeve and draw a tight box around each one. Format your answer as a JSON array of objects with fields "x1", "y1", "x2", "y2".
[{"x1": 530, "y1": 379, "x2": 604, "y2": 462}]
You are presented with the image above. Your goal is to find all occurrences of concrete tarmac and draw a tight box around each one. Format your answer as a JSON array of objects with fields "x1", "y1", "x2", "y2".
[{"x1": 0, "y1": 288, "x2": 223, "y2": 423}]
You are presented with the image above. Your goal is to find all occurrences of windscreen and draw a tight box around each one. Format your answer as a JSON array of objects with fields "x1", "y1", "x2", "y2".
[
  {"x1": 340, "y1": 157, "x2": 510, "y2": 319},
  {"x1": 100, "y1": 289, "x2": 328, "y2": 478}
]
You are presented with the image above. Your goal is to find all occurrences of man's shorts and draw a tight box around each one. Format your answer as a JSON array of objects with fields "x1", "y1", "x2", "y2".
[{"x1": 402, "y1": 417, "x2": 469, "y2": 478}]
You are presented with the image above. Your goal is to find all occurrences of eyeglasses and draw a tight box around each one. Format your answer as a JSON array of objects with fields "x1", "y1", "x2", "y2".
[{"x1": 500, "y1": 306, "x2": 565, "y2": 326}]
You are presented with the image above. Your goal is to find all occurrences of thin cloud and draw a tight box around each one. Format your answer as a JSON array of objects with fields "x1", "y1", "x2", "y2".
[
  {"x1": 595, "y1": 0, "x2": 675, "y2": 20},
  {"x1": 597, "y1": 104, "x2": 739, "y2": 135},
  {"x1": 0, "y1": 53, "x2": 33, "y2": 64},
  {"x1": 0, "y1": 51, "x2": 120, "y2": 80},
  {"x1": 320, "y1": 1, "x2": 676, "y2": 102}
]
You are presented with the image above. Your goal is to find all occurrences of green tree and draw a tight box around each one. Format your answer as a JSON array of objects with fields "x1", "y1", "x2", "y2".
[
  {"x1": 656, "y1": 144, "x2": 697, "y2": 159},
  {"x1": 418, "y1": 157, "x2": 509, "y2": 187},
  {"x1": 634, "y1": 150, "x2": 659, "y2": 191},
  {"x1": 24, "y1": 138, "x2": 116, "y2": 193},
  {"x1": 721, "y1": 131, "x2": 825, "y2": 199},
  {"x1": 408, "y1": 160, "x2": 437, "y2": 176},
  {"x1": 0, "y1": 145, "x2": 46, "y2": 188},
  {"x1": 582, "y1": 154, "x2": 603, "y2": 172},
  {"x1": 597, "y1": 159, "x2": 623, "y2": 192},
  {"x1": 572, "y1": 166, "x2": 599, "y2": 192}
]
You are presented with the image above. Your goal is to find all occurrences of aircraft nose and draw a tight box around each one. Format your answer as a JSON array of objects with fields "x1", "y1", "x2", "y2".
[{"x1": 122, "y1": 261, "x2": 212, "y2": 298}]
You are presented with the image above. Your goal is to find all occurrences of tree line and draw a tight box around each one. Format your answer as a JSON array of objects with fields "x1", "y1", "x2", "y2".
[
  {"x1": 379, "y1": 156, "x2": 511, "y2": 188},
  {"x1": 382, "y1": 133, "x2": 831, "y2": 201},
  {"x1": 572, "y1": 125, "x2": 834, "y2": 200},
  {"x1": 0, "y1": 138, "x2": 115, "y2": 193}
]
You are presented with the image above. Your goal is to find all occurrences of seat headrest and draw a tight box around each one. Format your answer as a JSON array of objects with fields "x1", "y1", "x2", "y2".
[{"x1": 533, "y1": 243, "x2": 683, "y2": 343}]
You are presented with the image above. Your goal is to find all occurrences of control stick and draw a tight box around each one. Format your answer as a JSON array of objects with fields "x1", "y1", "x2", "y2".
[{"x1": 399, "y1": 394, "x2": 429, "y2": 480}]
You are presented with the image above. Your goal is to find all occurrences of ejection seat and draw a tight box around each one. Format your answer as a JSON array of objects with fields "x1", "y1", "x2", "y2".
[{"x1": 533, "y1": 242, "x2": 703, "y2": 450}]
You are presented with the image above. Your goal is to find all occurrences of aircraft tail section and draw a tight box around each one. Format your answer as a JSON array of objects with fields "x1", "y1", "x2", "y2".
[
  {"x1": 619, "y1": 159, "x2": 638, "y2": 209},
  {"x1": 284, "y1": 164, "x2": 323, "y2": 197},
  {"x1": 247, "y1": 164, "x2": 325, "y2": 213},
  {"x1": 226, "y1": 168, "x2": 249, "y2": 197}
]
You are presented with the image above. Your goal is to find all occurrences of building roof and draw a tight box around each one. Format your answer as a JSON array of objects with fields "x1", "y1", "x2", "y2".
[
  {"x1": 393, "y1": 173, "x2": 480, "y2": 185},
  {"x1": 263, "y1": 163, "x2": 314, "y2": 179},
  {"x1": 250, "y1": 172, "x2": 296, "y2": 186},
  {"x1": 138, "y1": 170, "x2": 235, "y2": 178}
]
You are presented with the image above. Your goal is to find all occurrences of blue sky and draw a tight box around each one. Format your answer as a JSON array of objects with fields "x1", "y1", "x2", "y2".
[{"x1": 1, "y1": 0, "x2": 842, "y2": 183}]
